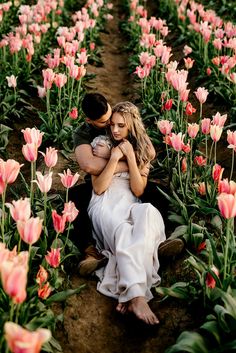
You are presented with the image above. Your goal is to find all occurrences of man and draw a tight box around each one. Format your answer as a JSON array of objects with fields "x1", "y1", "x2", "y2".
[{"x1": 70, "y1": 93, "x2": 184, "y2": 276}]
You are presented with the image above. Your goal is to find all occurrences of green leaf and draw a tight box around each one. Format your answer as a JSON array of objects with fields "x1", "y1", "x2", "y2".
[
  {"x1": 155, "y1": 282, "x2": 191, "y2": 300},
  {"x1": 45, "y1": 285, "x2": 86, "y2": 305},
  {"x1": 170, "y1": 225, "x2": 188, "y2": 238},
  {"x1": 166, "y1": 331, "x2": 209, "y2": 353}
]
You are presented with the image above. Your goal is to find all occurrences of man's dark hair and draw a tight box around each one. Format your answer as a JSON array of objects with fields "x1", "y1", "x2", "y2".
[{"x1": 82, "y1": 93, "x2": 108, "y2": 121}]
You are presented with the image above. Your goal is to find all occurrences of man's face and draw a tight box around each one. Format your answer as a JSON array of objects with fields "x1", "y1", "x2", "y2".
[{"x1": 87, "y1": 104, "x2": 112, "y2": 129}]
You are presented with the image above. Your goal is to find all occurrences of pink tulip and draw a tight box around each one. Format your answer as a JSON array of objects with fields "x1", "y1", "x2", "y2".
[
  {"x1": 34, "y1": 171, "x2": 52, "y2": 193},
  {"x1": 179, "y1": 88, "x2": 190, "y2": 102},
  {"x1": 157, "y1": 120, "x2": 173, "y2": 135},
  {"x1": 69, "y1": 107, "x2": 78, "y2": 120},
  {"x1": 63, "y1": 201, "x2": 79, "y2": 222},
  {"x1": 22, "y1": 143, "x2": 38, "y2": 162},
  {"x1": 0, "y1": 159, "x2": 22, "y2": 184},
  {"x1": 52, "y1": 209, "x2": 66, "y2": 233},
  {"x1": 45, "y1": 247, "x2": 60, "y2": 268},
  {"x1": 37, "y1": 86, "x2": 46, "y2": 98},
  {"x1": 1, "y1": 261, "x2": 28, "y2": 303},
  {"x1": 17, "y1": 217, "x2": 43, "y2": 245},
  {"x1": 217, "y1": 193, "x2": 236, "y2": 219},
  {"x1": 227, "y1": 130, "x2": 236, "y2": 151},
  {"x1": 198, "y1": 182, "x2": 206, "y2": 195},
  {"x1": 212, "y1": 164, "x2": 224, "y2": 182},
  {"x1": 42, "y1": 68, "x2": 55, "y2": 90},
  {"x1": 181, "y1": 157, "x2": 187, "y2": 173},
  {"x1": 38, "y1": 282, "x2": 52, "y2": 299},
  {"x1": 184, "y1": 57, "x2": 194, "y2": 69},
  {"x1": 206, "y1": 265, "x2": 219, "y2": 288},
  {"x1": 58, "y1": 169, "x2": 80, "y2": 189},
  {"x1": 36, "y1": 265, "x2": 48, "y2": 286},
  {"x1": 6, "y1": 198, "x2": 31, "y2": 222},
  {"x1": 201, "y1": 118, "x2": 211, "y2": 135},
  {"x1": 6, "y1": 75, "x2": 17, "y2": 88},
  {"x1": 40, "y1": 147, "x2": 58, "y2": 168},
  {"x1": 188, "y1": 123, "x2": 199, "y2": 138},
  {"x1": 169, "y1": 133, "x2": 185, "y2": 152},
  {"x1": 183, "y1": 45, "x2": 192, "y2": 56},
  {"x1": 194, "y1": 156, "x2": 206, "y2": 166},
  {"x1": 185, "y1": 102, "x2": 196, "y2": 116},
  {"x1": 210, "y1": 125, "x2": 223, "y2": 142},
  {"x1": 218, "y1": 179, "x2": 235, "y2": 194},
  {"x1": 212, "y1": 112, "x2": 227, "y2": 127},
  {"x1": 54, "y1": 73, "x2": 67, "y2": 88},
  {"x1": 4, "y1": 322, "x2": 51, "y2": 353},
  {"x1": 194, "y1": 87, "x2": 209, "y2": 104},
  {"x1": 21, "y1": 127, "x2": 44, "y2": 147}
]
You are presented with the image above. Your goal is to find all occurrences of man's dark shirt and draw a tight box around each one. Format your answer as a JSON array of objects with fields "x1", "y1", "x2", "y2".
[{"x1": 73, "y1": 123, "x2": 107, "y2": 149}]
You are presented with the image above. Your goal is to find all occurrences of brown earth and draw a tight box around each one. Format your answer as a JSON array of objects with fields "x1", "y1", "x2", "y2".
[{"x1": 5, "y1": 0, "x2": 234, "y2": 352}]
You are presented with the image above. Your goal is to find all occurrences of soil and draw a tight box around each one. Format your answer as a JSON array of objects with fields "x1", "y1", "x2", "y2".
[{"x1": 5, "y1": 0, "x2": 233, "y2": 352}]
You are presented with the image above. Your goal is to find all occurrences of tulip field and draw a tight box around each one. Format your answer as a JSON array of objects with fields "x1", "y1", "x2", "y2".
[{"x1": 0, "y1": 0, "x2": 236, "y2": 352}]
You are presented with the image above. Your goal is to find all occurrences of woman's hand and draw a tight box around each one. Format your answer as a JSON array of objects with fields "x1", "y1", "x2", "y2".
[
  {"x1": 92, "y1": 143, "x2": 111, "y2": 159},
  {"x1": 111, "y1": 146, "x2": 124, "y2": 161},
  {"x1": 118, "y1": 140, "x2": 135, "y2": 159}
]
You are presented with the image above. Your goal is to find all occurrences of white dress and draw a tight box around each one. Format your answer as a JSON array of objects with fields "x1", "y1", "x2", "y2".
[{"x1": 88, "y1": 172, "x2": 166, "y2": 303}]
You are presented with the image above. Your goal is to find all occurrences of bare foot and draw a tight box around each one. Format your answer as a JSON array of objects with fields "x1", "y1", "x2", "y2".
[
  {"x1": 128, "y1": 297, "x2": 159, "y2": 325},
  {"x1": 116, "y1": 302, "x2": 128, "y2": 314}
]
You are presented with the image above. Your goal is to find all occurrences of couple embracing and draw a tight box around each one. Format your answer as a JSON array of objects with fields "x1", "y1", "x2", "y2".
[{"x1": 69, "y1": 93, "x2": 184, "y2": 325}]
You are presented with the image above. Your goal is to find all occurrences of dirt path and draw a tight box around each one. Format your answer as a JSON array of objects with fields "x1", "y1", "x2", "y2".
[{"x1": 53, "y1": 2, "x2": 198, "y2": 352}]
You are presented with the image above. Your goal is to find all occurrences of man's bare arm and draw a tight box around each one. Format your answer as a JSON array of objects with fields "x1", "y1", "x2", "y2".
[{"x1": 75, "y1": 144, "x2": 128, "y2": 176}]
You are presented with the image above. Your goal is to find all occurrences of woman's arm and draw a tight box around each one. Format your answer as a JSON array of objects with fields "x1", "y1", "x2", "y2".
[
  {"x1": 92, "y1": 146, "x2": 124, "y2": 195},
  {"x1": 119, "y1": 140, "x2": 149, "y2": 197}
]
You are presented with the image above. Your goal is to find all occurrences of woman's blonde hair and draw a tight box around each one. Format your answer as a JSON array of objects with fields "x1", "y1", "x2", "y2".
[{"x1": 111, "y1": 101, "x2": 153, "y2": 168}]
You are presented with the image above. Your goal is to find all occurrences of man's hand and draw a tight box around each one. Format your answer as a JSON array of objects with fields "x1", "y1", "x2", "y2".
[{"x1": 92, "y1": 143, "x2": 111, "y2": 159}]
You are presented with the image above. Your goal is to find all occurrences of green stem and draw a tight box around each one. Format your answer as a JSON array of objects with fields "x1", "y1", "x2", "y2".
[
  {"x1": 177, "y1": 152, "x2": 185, "y2": 199},
  {"x1": 68, "y1": 78, "x2": 75, "y2": 112},
  {"x1": 76, "y1": 79, "x2": 82, "y2": 107},
  {"x1": 63, "y1": 223, "x2": 71, "y2": 250},
  {"x1": 44, "y1": 192, "x2": 47, "y2": 233},
  {"x1": 223, "y1": 219, "x2": 231, "y2": 280},
  {"x1": 205, "y1": 135, "x2": 208, "y2": 165},
  {"x1": 230, "y1": 150, "x2": 234, "y2": 180},
  {"x1": 1, "y1": 188, "x2": 6, "y2": 243}
]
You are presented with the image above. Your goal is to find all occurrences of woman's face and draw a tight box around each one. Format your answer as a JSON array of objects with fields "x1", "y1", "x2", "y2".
[{"x1": 110, "y1": 112, "x2": 129, "y2": 141}]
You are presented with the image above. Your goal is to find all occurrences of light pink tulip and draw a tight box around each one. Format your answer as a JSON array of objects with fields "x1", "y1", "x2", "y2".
[
  {"x1": 227, "y1": 130, "x2": 236, "y2": 151},
  {"x1": 54, "y1": 73, "x2": 67, "y2": 88},
  {"x1": 188, "y1": 123, "x2": 199, "y2": 138},
  {"x1": 157, "y1": 120, "x2": 173, "y2": 135},
  {"x1": 1, "y1": 261, "x2": 28, "y2": 303},
  {"x1": 201, "y1": 118, "x2": 211, "y2": 135},
  {"x1": 198, "y1": 182, "x2": 206, "y2": 196},
  {"x1": 217, "y1": 193, "x2": 236, "y2": 219},
  {"x1": 21, "y1": 127, "x2": 44, "y2": 147},
  {"x1": 218, "y1": 179, "x2": 236, "y2": 195},
  {"x1": 194, "y1": 156, "x2": 206, "y2": 166},
  {"x1": 17, "y1": 217, "x2": 43, "y2": 245},
  {"x1": 37, "y1": 86, "x2": 46, "y2": 98},
  {"x1": 184, "y1": 57, "x2": 194, "y2": 70},
  {"x1": 4, "y1": 322, "x2": 51, "y2": 353},
  {"x1": 63, "y1": 201, "x2": 79, "y2": 222},
  {"x1": 40, "y1": 147, "x2": 58, "y2": 168},
  {"x1": 45, "y1": 247, "x2": 60, "y2": 268},
  {"x1": 6, "y1": 75, "x2": 17, "y2": 88},
  {"x1": 22, "y1": 143, "x2": 38, "y2": 162},
  {"x1": 210, "y1": 125, "x2": 223, "y2": 142},
  {"x1": 169, "y1": 133, "x2": 185, "y2": 152},
  {"x1": 212, "y1": 112, "x2": 227, "y2": 127},
  {"x1": 6, "y1": 198, "x2": 31, "y2": 222},
  {"x1": 0, "y1": 159, "x2": 22, "y2": 184},
  {"x1": 183, "y1": 45, "x2": 192, "y2": 56},
  {"x1": 58, "y1": 169, "x2": 80, "y2": 189},
  {"x1": 34, "y1": 171, "x2": 53, "y2": 193},
  {"x1": 194, "y1": 87, "x2": 209, "y2": 104}
]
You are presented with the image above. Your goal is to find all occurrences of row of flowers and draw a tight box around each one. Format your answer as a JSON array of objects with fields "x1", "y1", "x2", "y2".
[
  {"x1": 123, "y1": 0, "x2": 236, "y2": 352},
  {"x1": 0, "y1": 0, "x2": 114, "y2": 352}
]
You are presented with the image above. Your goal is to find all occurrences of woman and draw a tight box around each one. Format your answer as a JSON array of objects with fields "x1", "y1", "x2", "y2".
[{"x1": 88, "y1": 102, "x2": 166, "y2": 325}]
